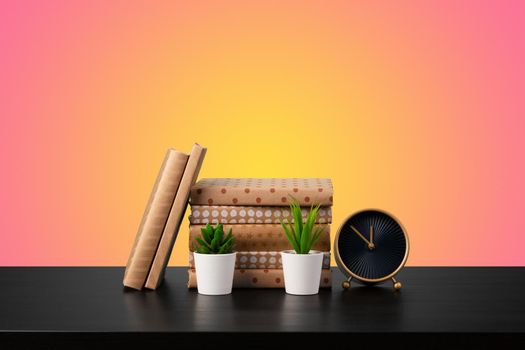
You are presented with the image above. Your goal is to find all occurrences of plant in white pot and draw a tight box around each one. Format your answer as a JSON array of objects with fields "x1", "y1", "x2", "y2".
[
  {"x1": 280, "y1": 198, "x2": 326, "y2": 295},
  {"x1": 193, "y1": 223, "x2": 236, "y2": 295}
]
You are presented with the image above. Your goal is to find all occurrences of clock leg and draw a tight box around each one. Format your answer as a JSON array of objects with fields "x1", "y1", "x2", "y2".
[
  {"x1": 392, "y1": 277, "x2": 402, "y2": 291},
  {"x1": 342, "y1": 277, "x2": 352, "y2": 290}
]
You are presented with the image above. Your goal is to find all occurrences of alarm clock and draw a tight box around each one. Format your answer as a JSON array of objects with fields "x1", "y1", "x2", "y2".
[{"x1": 334, "y1": 209, "x2": 409, "y2": 290}]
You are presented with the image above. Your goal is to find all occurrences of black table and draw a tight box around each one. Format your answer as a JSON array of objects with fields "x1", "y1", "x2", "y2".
[{"x1": 1, "y1": 267, "x2": 524, "y2": 349}]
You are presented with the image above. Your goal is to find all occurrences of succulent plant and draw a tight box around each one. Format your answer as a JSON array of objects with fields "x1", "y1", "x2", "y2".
[
  {"x1": 194, "y1": 223, "x2": 235, "y2": 254},
  {"x1": 280, "y1": 197, "x2": 325, "y2": 254}
]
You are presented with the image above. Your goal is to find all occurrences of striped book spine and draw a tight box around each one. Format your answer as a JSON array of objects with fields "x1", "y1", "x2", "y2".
[
  {"x1": 123, "y1": 149, "x2": 189, "y2": 290},
  {"x1": 145, "y1": 144, "x2": 207, "y2": 290}
]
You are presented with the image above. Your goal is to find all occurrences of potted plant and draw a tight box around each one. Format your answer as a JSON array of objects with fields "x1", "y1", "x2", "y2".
[
  {"x1": 280, "y1": 198, "x2": 326, "y2": 295},
  {"x1": 193, "y1": 223, "x2": 236, "y2": 295}
]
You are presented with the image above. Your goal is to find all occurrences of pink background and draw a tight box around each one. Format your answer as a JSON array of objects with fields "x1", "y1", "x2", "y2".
[{"x1": 1, "y1": 1, "x2": 524, "y2": 266}]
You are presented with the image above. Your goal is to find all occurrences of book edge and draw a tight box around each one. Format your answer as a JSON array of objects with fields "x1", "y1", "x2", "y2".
[
  {"x1": 144, "y1": 144, "x2": 207, "y2": 290},
  {"x1": 123, "y1": 149, "x2": 189, "y2": 290}
]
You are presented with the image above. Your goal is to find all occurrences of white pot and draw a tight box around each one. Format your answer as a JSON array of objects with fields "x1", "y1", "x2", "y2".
[
  {"x1": 281, "y1": 250, "x2": 324, "y2": 295},
  {"x1": 194, "y1": 252, "x2": 236, "y2": 295}
]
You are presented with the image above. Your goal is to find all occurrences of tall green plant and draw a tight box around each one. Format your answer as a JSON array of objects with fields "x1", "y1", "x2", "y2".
[
  {"x1": 280, "y1": 197, "x2": 325, "y2": 254},
  {"x1": 194, "y1": 223, "x2": 235, "y2": 254}
]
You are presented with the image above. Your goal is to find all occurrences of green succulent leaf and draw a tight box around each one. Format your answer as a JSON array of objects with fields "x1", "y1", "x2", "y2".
[
  {"x1": 221, "y1": 231, "x2": 234, "y2": 247},
  {"x1": 195, "y1": 244, "x2": 210, "y2": 254},
  {"x1": 280, "y1": 219, "x2": 300, "y2": 253},
  {"x1": 200, "y1": 226, "x2": 211, "y2": 243},
  {"x1": 196, "y1": 237, "x2": 211, "y2": 249},
  {"x1": 221, "y1": 236, "x2": 234, "y2": 248},
  {"x1": 218, "y1": 237, "x2": 234, "y2": 254},
  {"x1": 210, "y1": 235, "x2": 219, "y2": 251},
  {"x1": 204, "y1": 224, "x2": 214, "y2": 244},
  {"x1": 299, "y1": 223, "x2": 310, "y2": 254},
  {"x1": 311, "y1": 225, "x2": 325, "y2": 250},
  {"x1": 291, "y1": 198, "x2": 303, "y2": 245},
  {"x1": 215, "y1": 224, "x2": 224, "y2": 245},
  {"x1": 195, "y1": 223, "x2": 235, "y2": 254},
  {"x1": 283, "y1": 196, "x2": 324, "y2": 254}
]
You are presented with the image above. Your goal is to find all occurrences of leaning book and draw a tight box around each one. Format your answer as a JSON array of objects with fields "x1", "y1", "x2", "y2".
[{"x1": 123, "y1": 148, "x2": 189, "y2": 290}]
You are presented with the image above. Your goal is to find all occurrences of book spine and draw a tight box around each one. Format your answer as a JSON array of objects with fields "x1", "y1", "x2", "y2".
[
  {"x1": 189, "y1": 205, "x2": 332, "y2": 225},
  {"x1": 145, "y1": 144, "x2": 207, "y2": 290},
  {"x1": 187, "y1": 268, "x2": 332, "y2": 289},
  {"x1": 189, "y1": 224, "x2": 330, "y2": 252},
  {"x1": 123, "y1": 149, "x2": 189, "y2": 290}
]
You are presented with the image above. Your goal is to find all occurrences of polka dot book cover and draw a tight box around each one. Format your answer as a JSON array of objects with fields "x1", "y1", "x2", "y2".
[{"x1": 188, "y1": 178, "x2": 333, "y2": 289}]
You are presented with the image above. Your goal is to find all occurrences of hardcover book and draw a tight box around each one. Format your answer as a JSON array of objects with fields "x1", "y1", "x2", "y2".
[
  {"x1": 145, "y1": 144, "x2": 207, "y2": 290},
  {"x1": 190, "y1": 178, "x2": 333, "y2": 206},
  {"x1": 123, "y1": 149, "x2": 189, "y2": 290},
  {"x1": 189, "y1": 205, "x2": 332, "y2": 225}
]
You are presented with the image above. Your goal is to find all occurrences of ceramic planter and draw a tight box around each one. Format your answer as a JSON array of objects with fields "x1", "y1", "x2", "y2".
[
  {"x1": 281, "y1": 250, "x2": 324, "y2": 295},
  {"x1": 193, "y1": 252, "x2": 237, "y2": 295}
]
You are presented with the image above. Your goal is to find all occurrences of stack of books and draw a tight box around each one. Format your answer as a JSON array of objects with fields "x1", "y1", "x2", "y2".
[{"x1": 187, "y1": 178, "x2": 333, "y2": 288}]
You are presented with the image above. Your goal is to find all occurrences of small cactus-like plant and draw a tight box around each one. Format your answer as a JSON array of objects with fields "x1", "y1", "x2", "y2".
[
  {"x1": 280, "y1": 197, "x2": 325, "y2": 254},
  {"x1": 194, "y1": 223, "x2": 235, "y2": 254}
]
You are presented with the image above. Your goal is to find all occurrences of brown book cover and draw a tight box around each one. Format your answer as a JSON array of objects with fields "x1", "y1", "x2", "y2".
[
  {"x1": 187, "y1": 268, "x2": 332, "y2": 289},
  {"x1": 145, "y1": 144, "x2": 207, "y2": 290},
  {"x1": 189, "y1": 251, "x2": 331, "y2": 269},
  {"x1": 123, "y1": 149, "x2": 189, "y2": 290},
  {"x1": 189, "y1": 224, "x2": 330, "y2": 252},
  {"x1": 190, "y1": 178, "x2": 333, "y2": 206},
  {"x1": 189, "y1": 205, "x2": 332, "y2": 225}
]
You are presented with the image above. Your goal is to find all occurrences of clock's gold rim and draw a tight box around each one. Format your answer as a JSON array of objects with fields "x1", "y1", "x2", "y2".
[{"x1": 334, "y1": 208, "x2": 410, "y2": 284}]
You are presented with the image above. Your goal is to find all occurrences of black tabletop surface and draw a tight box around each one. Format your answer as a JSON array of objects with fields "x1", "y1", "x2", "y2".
[{"x1": 0, "y1": 267, "x2": 524, "y2": 348}]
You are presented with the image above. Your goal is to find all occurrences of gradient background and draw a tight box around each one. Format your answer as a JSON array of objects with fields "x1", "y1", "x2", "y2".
[{"x1": 1, "y1": 1, "x2": 524, "y2": 266}]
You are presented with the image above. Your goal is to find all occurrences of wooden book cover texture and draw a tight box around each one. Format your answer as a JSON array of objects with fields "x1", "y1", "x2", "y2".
[
  {"x1": 145, "y1": 144, "x2": 207, "y2": 290},
  {"x1": 123, "y1": 149, "x2": 189, "y2": 290}
]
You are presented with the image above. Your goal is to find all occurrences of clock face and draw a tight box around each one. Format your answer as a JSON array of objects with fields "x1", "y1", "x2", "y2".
[{"x1": 336, "y1": 209, "x2": 408, "y2": 283}]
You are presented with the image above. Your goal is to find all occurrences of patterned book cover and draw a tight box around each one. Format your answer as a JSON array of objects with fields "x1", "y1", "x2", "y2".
[
  {"x1": 123, "y1": 149, "x2": 189, "y2": 290},
  {"x1": 188, "y1": 268, "x2": 332, "y2": 289},
  {"x1": 189, "y1": 251, "x2": 331, "y2": 269},
  {"x1": 189, "y1": 224, "x2": 330, "y2": 252},
  {"x1": 189, "y1": 205, "x2": 332, "y2": 225},
  {"x1": 145, "y1": 144, "x2": 207, "y2": 290},
  {"x1": 190, "y1": 178, "x2": 333, "y2": 206}
]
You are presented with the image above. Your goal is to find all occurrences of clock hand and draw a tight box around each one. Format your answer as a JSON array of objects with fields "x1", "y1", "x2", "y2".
[
  {"x1": 369, "y1": 225, "x2": 375, "y2": 250},
  {"x1": 350, "y1": 225, "x2": 374, "y2": 249}
]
